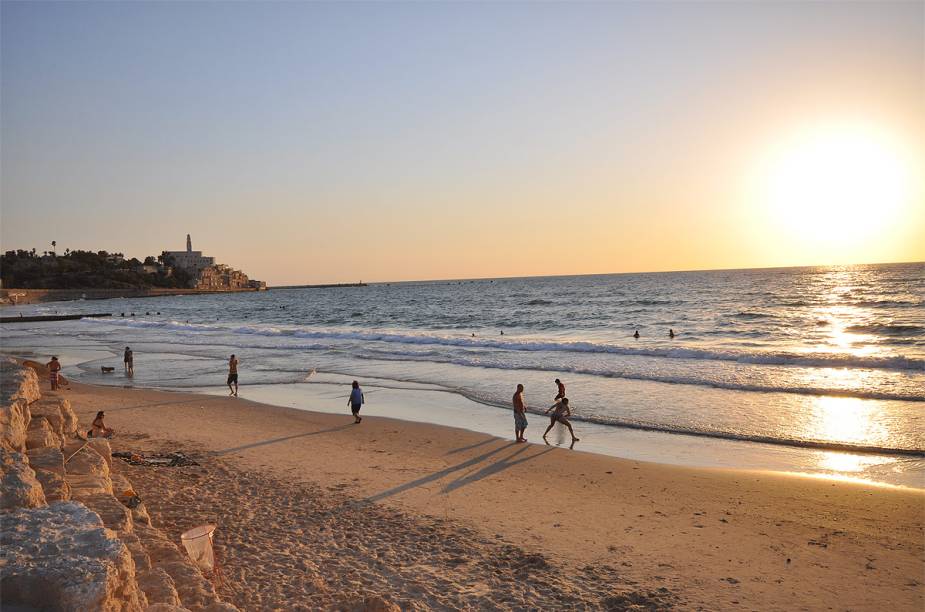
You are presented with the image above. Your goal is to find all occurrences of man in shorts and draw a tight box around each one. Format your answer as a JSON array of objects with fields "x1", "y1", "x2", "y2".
[
  {"x1": 47, "y1": 356, "x2": 62, "y2": 391},
  {"x1": 227, "y1": 354, "x2": 239, "y2": 396},
  {"x1": 554, "y1": 378, "x2": 566, "y2": 401},
  {"x1": 512, "y1": 384, "x2": 528, "y2": 443},
  {"x1": 123, "y1": 347, "x2": 134, "y2": 375},
  {"x1": 543, "y1": 397, "x2": 580, "y2": 449}
]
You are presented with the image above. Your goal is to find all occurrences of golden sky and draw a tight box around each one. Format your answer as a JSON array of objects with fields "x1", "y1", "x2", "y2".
[{"x1": 2, "y1": 2, "x2": 922, "y2": 284}]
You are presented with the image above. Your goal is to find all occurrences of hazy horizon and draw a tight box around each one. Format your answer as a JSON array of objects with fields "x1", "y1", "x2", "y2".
[{"x1": 2, "y1": 1, "x2": 922, "y2": 285}]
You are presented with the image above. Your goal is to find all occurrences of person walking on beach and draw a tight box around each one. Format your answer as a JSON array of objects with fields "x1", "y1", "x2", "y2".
[
  {"x1": 123, "y1": 347, "x2": 134, "y2": 375},
  {"x1": 348, "y1": 381, "x2": 365, "y2": 424},
  {"x1": 227, "y1": 354, "x2": 239, "y2": 396},
  {"x1": 554, "y1": 378, "x2": 566, "y2": 401},
  {"x1": 543, "y1": 397, "x2": 580, "y2": 449},
  {"x1": 512, "y1": 384, "x2": 528, "y2": 443},
  {"x1": 47, "y1": 356, "x2": 61, "y2": 391}
]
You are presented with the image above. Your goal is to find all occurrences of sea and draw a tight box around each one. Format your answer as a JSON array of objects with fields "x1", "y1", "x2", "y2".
[{"x1": 3, "y1": 262, "x2": 924, "y2": 487}]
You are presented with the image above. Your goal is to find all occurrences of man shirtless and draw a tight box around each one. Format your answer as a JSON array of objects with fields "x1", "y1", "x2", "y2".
[
  {"x1": 47, "y1": 356, "x2": 62, "y2": 390},
  {"x1": 512, "y1": 384, "x2": 528, "y2": 443},
  {"x1": 227, "y1": 354, "x2": 239, "y2": 396},
  {"x1": 554, "y1": 378, "x2": 566, "y2": 400},
  {"x1": 543, "y1": 397, "x2": 579, "y2": 449}
]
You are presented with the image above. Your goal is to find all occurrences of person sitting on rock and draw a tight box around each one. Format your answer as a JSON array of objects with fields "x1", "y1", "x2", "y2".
[{"x1": 89, "y1": 411, "x2": 114, "y2": 438}]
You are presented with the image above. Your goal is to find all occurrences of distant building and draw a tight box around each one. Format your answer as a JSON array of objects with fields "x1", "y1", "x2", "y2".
[
  {"x1": 162, "y1": 234, "x2": 264, "y2": 290},
  {"x1": 195, "y1": 264, "x2": 251, "y2": 290},
  {"x1": 162, "y1": 234, "x2": 215, "y2": 277}
]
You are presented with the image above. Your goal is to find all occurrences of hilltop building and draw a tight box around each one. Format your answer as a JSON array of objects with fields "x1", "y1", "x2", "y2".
[
  {"x1": 162, "y1": 234, "x2": 265, "y2": 291},
  {"x1": 162, "y1": 234, "x2": 215, "y2": 277}
]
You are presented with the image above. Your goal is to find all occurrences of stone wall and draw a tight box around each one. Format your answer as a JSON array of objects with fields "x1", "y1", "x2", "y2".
[{"x1": 0, "y1": 358, "x2": 239, "y2": 612}]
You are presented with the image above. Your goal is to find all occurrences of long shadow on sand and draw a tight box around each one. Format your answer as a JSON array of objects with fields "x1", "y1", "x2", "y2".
[
  {"x1": 445, "y1": 437, "x2": 498, "y2": 455},
  {"x1": 365, "y1": 442, "x2": 552, "y2": 502},
  {"x1": 210, "y1": 424, "x2": 355, "y2": 456},
  {"x1": 441, "y1": 446, "x2": 554, "y2": 494}
]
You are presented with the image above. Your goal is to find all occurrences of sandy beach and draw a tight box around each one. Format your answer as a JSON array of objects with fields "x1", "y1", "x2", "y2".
[{"x1": 52, "y1": 378, "x2": 924, "y2": 611}]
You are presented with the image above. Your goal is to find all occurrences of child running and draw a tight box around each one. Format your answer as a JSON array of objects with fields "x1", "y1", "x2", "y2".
[{"x1": 543, "y1": 397, "x2": 580, "y2": 449}]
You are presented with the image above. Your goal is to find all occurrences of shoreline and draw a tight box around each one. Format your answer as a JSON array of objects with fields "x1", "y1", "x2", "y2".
[
  {"x1": 0, "y1": 286, "x2": 267, "y2": 306},
  {"x1": 5, "y1": 341, "x2": 922, "y2": 489},
  {"x1": 54, "y1": 378, "x2": 924, "y2": 610}
]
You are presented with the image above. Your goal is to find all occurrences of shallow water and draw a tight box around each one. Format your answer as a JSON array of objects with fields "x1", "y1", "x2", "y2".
[{"x1": 3, "y1": 263, "x2": 923, "y2": 485}]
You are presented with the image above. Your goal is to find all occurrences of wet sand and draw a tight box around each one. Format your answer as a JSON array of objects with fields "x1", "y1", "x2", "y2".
[{"x1": 63, "y1": 380, "x2": 924, "y2": 610}]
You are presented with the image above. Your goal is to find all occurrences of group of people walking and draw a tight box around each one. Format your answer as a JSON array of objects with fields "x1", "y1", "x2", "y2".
[{"x1": 512, "y1": 378, "x2": 579, "y2": 449}]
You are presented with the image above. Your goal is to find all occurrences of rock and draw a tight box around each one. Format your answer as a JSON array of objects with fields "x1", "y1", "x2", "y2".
[
  {"x1": 138, "y1": 567, "x2": 182, "y2": 607},
  {"x1": 0, "y1": 447, "x2": 47, "y2": 509},
  {"x1": 88, "y1": 438, "x2": 114, "y2": 469},
  {"x1": 66, "y1": 472, "x2": 114, "y2": 498},
  {"x1": 134, "y1": 524, "x2": 231, "y2": 611},
  {"x1": 132, "y1": 501, "x2": 153, "y2": 527},
  {"x1": 26, "y1": 416, "x2": 62, "y2": 450},
  {"x1": 0, "y1": 501, "x2": 145, "y2": 611},
  {"x1": 29, "y1": 396, "x2": 78, "y2": 438},
  {"x1": 0, "y1": 359, "x2": 36, "y2": 451},
  {"x1": 80, "y1": 492, "x2": 134, "y2": 533},
  {"x1": 0, "y1": 358, "x2": 41, "y2": 405},
  {"x1": 27, "y1": 445, "x2": 65, "y2": 476},
  {"x1": 121, "y1": 532, "x2": 152, "y2": 572},
  {"x1": 0, "y1": 398, "x2": 31, "y2": 452},
  {"x1": 66, "y1": 443, "x2": 111, "y2": 478},
  {"x1": 145, "y1": 605, "x2": 191, "y2": 612},
  {"x1": 33, "y1": 467, "x2": 72, "y2": 502}
]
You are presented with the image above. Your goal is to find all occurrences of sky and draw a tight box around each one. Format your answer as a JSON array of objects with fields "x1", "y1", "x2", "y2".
[{"x1": 1, "y1": 1, "x2": 922, "y2": 285}]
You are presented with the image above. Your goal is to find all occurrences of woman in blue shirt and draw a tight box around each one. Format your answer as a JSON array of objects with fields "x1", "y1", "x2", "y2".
[{"x1": 348, "y1": 380, "x2": 365, "y2": 424}]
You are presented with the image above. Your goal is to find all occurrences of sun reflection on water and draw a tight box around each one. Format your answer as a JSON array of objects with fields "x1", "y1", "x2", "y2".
[{"x1": 809, "y1": 395, "x2": 887, "y2": 447}]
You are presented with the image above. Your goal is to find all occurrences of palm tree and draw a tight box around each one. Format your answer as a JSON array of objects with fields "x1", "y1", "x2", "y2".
[{"x1": 51, "y1": 240, "x2": 56, "y2": 256}]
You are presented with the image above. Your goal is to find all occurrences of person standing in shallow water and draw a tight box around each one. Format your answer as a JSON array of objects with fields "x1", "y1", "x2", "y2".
[
  {"x1": 123, "y1": 347, "x2": 134, "y2": 375},
  {"x1": 543, "y1": 397, "x2": 580, "y2": 449},
  {"x1": 348, "y1": 381, "x2": 365, "y2": 424},
  {"x1": 227, "y1": 354, "x2": 239, "y2": 396},
  {"x1": 512, "y1": 384, "x2": 528, "y2": 443}
]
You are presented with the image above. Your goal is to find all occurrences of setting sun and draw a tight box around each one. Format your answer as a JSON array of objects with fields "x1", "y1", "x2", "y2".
[{"x1": 755, "y1": 123, "x2": 916, "y2": 247}]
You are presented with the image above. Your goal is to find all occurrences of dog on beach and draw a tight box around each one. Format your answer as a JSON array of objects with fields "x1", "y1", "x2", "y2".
[{"x1": 101, "y1": 366, "x2": 115, "y2": 373}]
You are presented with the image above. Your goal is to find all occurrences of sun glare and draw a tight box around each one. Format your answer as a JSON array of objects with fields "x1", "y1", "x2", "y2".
[{"x1": 755, "y1": 123, "x2": 915, "y2": 247}]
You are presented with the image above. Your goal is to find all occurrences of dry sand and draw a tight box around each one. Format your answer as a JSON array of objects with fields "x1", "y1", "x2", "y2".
[{"x1": 60, "y1": 380, "x2": 923, "y2": 611}]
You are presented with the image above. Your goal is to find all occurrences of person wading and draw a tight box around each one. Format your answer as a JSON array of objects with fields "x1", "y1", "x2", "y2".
[
  {"x1": 543, "y1": 397, "x2": 580, "y2": 449},
  {"x1": 227, "y1": 354, "x2": 239, "y2": 396}
]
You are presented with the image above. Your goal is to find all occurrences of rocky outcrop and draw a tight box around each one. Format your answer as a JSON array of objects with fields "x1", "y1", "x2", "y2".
[
  {"x1": 1, "y1": 357, "x2": 42, "y2": 405},
  {"x1": 0, "y1": 358, "x2": 37, "y2": 452},
  {"x1": 30, "y1": 396, "x2": 78, "y2": 439},
  {"x1": 26, "y1": 416, "x2": 62, "y2": 449},
  {"x1": 0, "y1": 501, "x2": 146, "y2": 611},
  {"x1": 0, "y1": 447, "x2": 47, "y2": 509},
  {"x1": 1, "y1": 358, "x2": 238, "y2": 612}
]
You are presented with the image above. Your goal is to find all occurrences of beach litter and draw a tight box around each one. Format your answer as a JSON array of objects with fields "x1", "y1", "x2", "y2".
[
  {"x1": 181, "y1": 524, "x2": 217, "y2": 572},
  {"x1": 112, "y1": 451, "x2": 199, "y2": 467}
]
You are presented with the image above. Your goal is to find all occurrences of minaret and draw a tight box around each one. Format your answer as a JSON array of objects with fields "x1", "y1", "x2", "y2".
[{"x1": 186, "y1": 234, "x2": 192, "y2": 253}]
